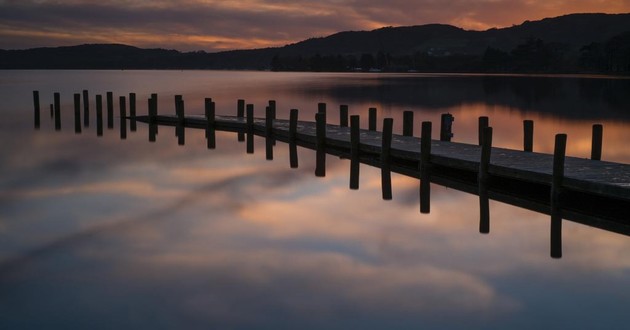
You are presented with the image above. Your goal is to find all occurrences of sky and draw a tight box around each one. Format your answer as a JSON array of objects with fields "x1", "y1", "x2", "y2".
[{"x1": 1, "y1": 0, "x2": 629, "y2": 52}]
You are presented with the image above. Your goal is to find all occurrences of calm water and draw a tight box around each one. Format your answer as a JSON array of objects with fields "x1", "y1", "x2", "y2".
[{"x1": 1, "y1": 70, "x2": 629, "y2": 329}]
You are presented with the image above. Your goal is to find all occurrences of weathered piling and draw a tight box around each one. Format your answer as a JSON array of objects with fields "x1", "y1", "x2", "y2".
[
  {"x1": 50, "y1": 104, "x2": 53, "y2": 119},
  {"x1": 74, "y1": 93, "x2": 82, "y2": 134},
  {"x1": 381, "y1": 118, "x2": 394, "y2": 200},
  {"x1": 54, "y1": 92, "x2": 61, "y2": 131},
  {"x1": 175, "y1": 96, "x2": 184, "y2": 145},
  {"x1": 591, "y1": 124, "x2": 603, "y2": 161},
  {"x1": 318, "y1": 102, "x2": 327, "y2": 115},
  {"x1": 106, "y1": 92, "x2": 114, "y2": 129},
  {"x1": 246, "y1": 104, "x2": 254, "y2": 154},
  {"x1": 478, "y1": 126, "x2": 493, "y2": 234},
  {"x1": 205, "y1": 98, "x2": 216, "y2": 149},
  {"x1": 350, "y1": 115, "x2": 360, "y2": 190},
  {"x1": 550, "y1": 133, "x2": 567, "y2": 259},
  {"x1": 150, "y1": 93, "x2": 159, "y2": 135},
  {"x1": 237, "y1": 99, "x2": 245, "y2": 142},
  {"x1": 340, "y1": 105, "x2": 349, "y2": 127},
  {"x1": 119, "y1": 96, "x2": 127, "y2": 140},
  {"x1": 265, "y1": 105, "x2": 274, "y2": 160},
  {"x1": 524, "y1": 120, "x2": 534, "y2": 152},
  {"x1": 82, "y1": 89, "x2": 89, "y2": 127},
  {"x1": 33, "y1": 91, "x2": 40, "y2": 129},
  {"x1": 269, "y1": 100, "x2": 277, "y2": 146},
  {"x1": 129, "y1": 92, "x2": 137, "y2": 132},
  {"x1": 420, "y1": 121, "x2": 432, "y2": 214},
  {"x1": 96, "y1": 94, "x2": 103, "y2": 137},
  {"x1": 402, "y1": 111, "x2": 414, "y2": 137},
  {"x1": 289, "y1": 109, "x2": 299, "y2": 168},
  {"x1": 368, "y1": 107, "x2": 377, "y2": 131},
  {"x1": 148, "y1": 97, "x2": 157, "y2": 142},
  {"x1": 315, "y1": 112, "x2": 326, "y2": 177},
  {"x1": 478, "y1": 116, "x2": 489, "y2": 146},
  {"x1": 440, "y1": 113, "x2": 454, "y2": 142}
]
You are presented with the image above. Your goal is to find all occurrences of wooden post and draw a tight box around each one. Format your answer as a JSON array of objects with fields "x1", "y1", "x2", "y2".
[
  {"x1": 33, "y1": 91, "x2": 40, "y2": 129},
  {"x1": 340, "y1": 105, "x2": 349, "y2": 127},
  {"x1": 403, "y1": 111, "x2": 414, "y2": 137},
  {"x1": 54, "y1": 92, "x2": 61, "y2": 131},
  {"x1": 524, "y1": 120, "x2": 534, "y2": 152},
  {"x1": 50, "y1": 104, "x2": 54, "y2": 119},
  {"x1": 205, "y1": 98, "x2": 216, "y2": 149},
  {"x1": 174, "y1": 95, "x2": 183, "y2": 137},
  {"x1": 176, "y1": 97, "x2": 184, "y2": 145},
  {"x1": 246, "y1": 104, "x2": 254, "y2": 154},
  {"x1": 148, "y1": 97, "x2": 157, "y2": 142},
  {"x1": 129, "y1": 92, "x2": 137, "y2": 132},
  {"x1": 265, "y1": 105, "x2": 274, "y2": 160},
  {"x1": 368, "y1": 107, "x2": 377, "y2": 131},
  {"x1": 440, "y1": 113, "x2": 454, "y2": 142},
  {"x1": 381, "y1": 118, "x2": 393, "y2": 200},
  {"x1": 269, "y1": 100, "x2": 276, "y2": 146},
  {"x1": 119, "y1": 96, "x2": 127, "y2": 140},
  {"x1": 420, "y1": 121, "x2": 432, "y2": 214},
  {"x1": 550, "y1": 133, "x2": 566, "y2": 259},
  {"x1": 478, "y1": 126, "x2": 493, "y2": 234},
  {"x1": 318, "y1": 102, "x2": 326, "y2": 115},
  {"x1": 106, "y1": 91, "x2": 114, "y2": 129},
  {"x1": 237, "y1": 99, "x2": 245, "y2": 142},
  {"x1": 151, "y1": 93, "x2": 158, "y2": 135},
  {"x1": 82, "y1": 89, "x2": 89, "y2": 127},
  {"x1": 350, "y1": 115, "x2": 360, "y2": 190},
  {"x1": 289, "y1": 109, "x2": 299, "y2": 168},
  {"x1": 96, "y1": 94, "x2": 103, "y2": 137},
  {"x1": 74, "y1": 93, "x2": 82, "y2": 134},
  {"x1": 315, "y1": 112, "x2": 326, "y2": 177},
  {"x1": 478, "y1": 116, "x2": 489, "y2": 146},
  {"x1": 591, "y1": 124, "x2": 603, "y2": 161}
]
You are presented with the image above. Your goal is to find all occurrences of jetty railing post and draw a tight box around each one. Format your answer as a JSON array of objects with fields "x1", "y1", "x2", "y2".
[
  {"x1": 119, "y1": 96, "x2": 127, "y2": 140},
  {"x1": 340, "y1": 105, "x2": 349, "y2": 127},
  {"x1": 369, "y1": 107, "x2": 377, "y2": 131},
  {"x1": 420, "y1": 121, "x2": 432, "y2": 214},
  {"x1": 106, "y1": 91, "x2": 114, "y2": 129},
  {"x1": 403, "y1": 111, "x2": 414, "y2": 137},
  {"x1": 478, "y1": 126, "x2": 493, "y2": 234},
  {"x1": 269, "y1": 100, "x2": 277, "y2": 146},
  {"x1": 265, "y1": 105, "x2": 274, "y2": 160},
  {"x1": 350, "y1": 115, "x2": 360, "y2": 190},
  {"x1": 54, "y1": 92, "x2": 61, "y2": 131},
  {"x1": 148, "y1": 97, "x2": 157, "y2": 142},
  {"x1": 237, "y1": 99, "x2": 245, "y2": 142},
  {"x1": 176, "y1": 96, "x2": 184, "y2": 145},
  {"x1": 591, "y1": 124, "x2": 603, "y2": 161},
  {"x1": 478, "y1": 116, "x2": 489, "y2": 145},
  {"x1": 315, "y1": 112, "x2": 326, "y2": 177},
  {"x1": 174, "y1": 95, "x2": 183, "y2": 137},
  {"x1": 381, "y1": 118, "x2": 393, "y2": 200},
  {"x1": 33, "y1": 91, "x2": 40, "y2": 129},
  {"x1": 246, "y1": 104, "x2": 254, "y2": 154},
  {"x1": 440, "y1": 113, "x2": 454, "y2": 142},
  {"x1": 550, "y1": 133, "x2": 567, "y2": 259},
  {"x1": 524, "y1": 120, "x2": 534, "y2": 152},
  {"x1": 96, "y1": 94, "x2": 103, "y2": 137},
  {"x1": 82, "y1": 89, "x2": 89, "y2": 128},
  {"x1": 129, "y1": 92, "x2": 137, "y2": 132},
  {"x1": 205, "y1": 98, "x2": 216, "y2": 149},
  {"x1": 74, "y1": 93, "x2": 82, "y2": 134},
  {"x1": 289, "y1": 109, "x2": 299, "y2": 168}
]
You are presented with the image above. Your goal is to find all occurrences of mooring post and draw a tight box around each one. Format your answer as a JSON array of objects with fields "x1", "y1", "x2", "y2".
[
  {"x1": 82, "y1": 89, "x2": 89, "y2": 128},
  {"x1": 150, "y1": 93, "x2": 159, "y2": 135},
  {"x1": 205, "y1": 98, "x2": 216, "y2": 149},
  {"x1": 420, "y1": 121, "x2": 432, "y2": 214},
  {"x1": 120, "y1": 96, "x2": 127, "y2": 140},
  {"x1": 524, "y1": 120, "x2": 534, "y2": 152},
  {"x1": 591, "y1": 124, "x2": 603, "y2": 161},
  {"x1": 246, "y1": 104, "x2": 254, "y2": 154},
  {"x1": 315, "y1": 112, "x2": 326, "y2": 177},
  {"x1": 369, "y1": 107, "x2": 377, "y2": 131},
  {"x1": 129, "y1": 92, "x2": 137, "y2": 132},
  {"x1": 550, "y1": 133, "x2": 567, "y2": 259},
  {"x1": 74, "y1": 93, "x2": 82, "y2": 134},
  {"x1": 350, "y1": 115, "x2": 360, "y2": 190},
  {"x1": 403, "y1": 111, "x2": 414, "y2": 137},
  {"x1": 50, "y1": 104, "x2": 54, "y2": 119},
  {"x1": 478, "y1": 116, "x2": 489, "y2": 146},
  {"x1": 440, "y1": 113, "x2": 454, "y2": 142},
  {"x1": 289, "y1": 109, "x2": 299, "y2": 168},
  {"x1": 174, "y1": 95, "x2": 183, "y2": 138},
  {"x1": 269, "y1": 100, "x2": 277, "y2": 146},
  {"x1": 265, "y1": 105, "x2": 274, "y2": 160},
  {"x1": 340, "y1": 105, "x2": 349, "y2": 127},
  {"x1": 148, "y1": 97, "x2": 157, "y2": 142},
  {"x1": 176, "y1": 97, "x2": 184, "y2": 145},
  {"x1": 237, "y1": 99, "x2": 245, "y2": 142},
  {"x1": 33, "y1": 91, "x2": 40, "y2": 129},
  {"x1": 54, "y1": 92, "x2": 61, "y2": 131},
  {"x1": 318, "y1": 102, "x2": 327, "y2": 115},
  {"x1": 478, "y1": 126, "x2": 493, "y2": 234},
  {"x1": 382, "y1": 118, "x2": 394, "y2": 200},
  {"x1": 96, "y1": 94, "x2": 103, "y2": 137},
  {"x1": 106, "y1": 91, "x2": 114, "y2": 129}
]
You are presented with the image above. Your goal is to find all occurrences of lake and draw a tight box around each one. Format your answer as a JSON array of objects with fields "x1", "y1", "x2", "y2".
[{"x1": 1, "y1": 70, "x2": 629, "y2": 329}]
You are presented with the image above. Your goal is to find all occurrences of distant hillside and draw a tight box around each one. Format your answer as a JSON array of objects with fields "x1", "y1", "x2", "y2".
[{"x1": 1, "y1": 13, "x2": 629, "y2": 73}]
